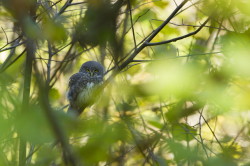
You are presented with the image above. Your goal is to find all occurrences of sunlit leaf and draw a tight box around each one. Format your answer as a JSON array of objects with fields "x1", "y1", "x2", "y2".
[
  {"x1": 49, "y1": 88, "x2": 60, "y2": 102},
  {"x1": 153, "y1": 1, "x2": 169, "y2": 9}
]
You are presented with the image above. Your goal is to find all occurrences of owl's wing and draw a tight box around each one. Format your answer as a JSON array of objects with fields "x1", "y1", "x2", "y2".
[
  {"x1": 67, "y1": 72, "x2": 87, "y2": 104},
  {"x1": 67, "y1": 72, "x2": 90, "y2": 115},
  {"x1": 68, "y1": 72, "x2": 83, "y2": 88}
]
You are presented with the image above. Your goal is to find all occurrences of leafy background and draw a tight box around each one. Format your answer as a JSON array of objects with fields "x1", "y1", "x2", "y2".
[{"x1": 0, "y1": 0, "x2": 250, "y2": 165}]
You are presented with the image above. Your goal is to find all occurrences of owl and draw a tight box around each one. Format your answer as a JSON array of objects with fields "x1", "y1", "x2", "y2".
[{"x1": 67, "y1": 61, "x2": 105, "y2": 115}]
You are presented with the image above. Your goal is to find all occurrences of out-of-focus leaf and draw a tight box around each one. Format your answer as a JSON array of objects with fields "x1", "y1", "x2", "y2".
[
  {"x1": 133, "y1": 8, "x2": 157, "y2": 22},
  {"x1": 116, "y1": 102, "x2": 136, "y2": 112},
  {"x1": 222, "y1": 32, "x2": 250, "y2": 77},
  {"x1": 33, "y1": 145, "x2": 59, "y2": 165},
  {"x1": 148, "y1": 120, "x2": 163, "y2": 129},
  {"x1": 151, "y1": 20, "x2": 180, "y2": 40},
  {"x1": 147, "y1": 61, "x2": 204, "y2": 98},
  {"x1": 152, "y1": 44, "x2": 177, "y2": 59},
  {"x1": 153, "y1": 1, "x2": 169, "y2": 9},
  {"x1": 0, "y1": 113, "x2": 11, "y2": 139},
  {"x1": 78, "y1": 121, "x2": 129, "y2": 164},
  {"x1": 49, "y1": 88, "x2": 60, "y2": 102},
  {"x1": 204, "y1": 156, "x2": 237, "y2": 166},
  {"x1": 127, "y1": 64, "x2": 141, "y2": 76},
  {"x1": 166, "y1": 101, "x2": 203, "y2": 123},
  {"x1": 171, "y1": 123, "x2": 197, "y2": 141},
  {"x1": 190, "y1": 37, "x2": 207, "y2": 54},
  {"x1": 222, "y1": 141, "x2": 243, "y2": 160},
  {"x1": 15, "y1": 104, "x2": 54, "y2": 144},
  {"x1": 22, "y1": 17, "x2": 42, "y2": 39},
  {"x1": 143, "y1": 113, "x2": 163, "y2": 129},
  {"x1": 235, "y1": 0, "x2": 250, "y2": 16},
  {"x1": 166, "y1": 139, "x2": 202, "y2": 163},
  {"x1": 42, "y1": 16, "x2": 67, "y2": 42},
  {"x1": 209, "y1": 20, "x2": 219, "y2": 34}
]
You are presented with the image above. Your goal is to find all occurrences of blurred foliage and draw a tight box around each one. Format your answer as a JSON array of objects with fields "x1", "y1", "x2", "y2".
[{"x1": 0, "y1": 0, "x2": 250, "y2": 166}]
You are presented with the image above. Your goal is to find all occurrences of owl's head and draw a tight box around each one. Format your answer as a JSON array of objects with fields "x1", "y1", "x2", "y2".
[{"x1": 79, "y1": 61, "x2": 105, "y2": 77}]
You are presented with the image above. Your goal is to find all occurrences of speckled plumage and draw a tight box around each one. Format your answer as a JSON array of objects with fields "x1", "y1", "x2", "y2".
[{"x1": 67, "y1": 61, "x2": 104, "y2": 115}]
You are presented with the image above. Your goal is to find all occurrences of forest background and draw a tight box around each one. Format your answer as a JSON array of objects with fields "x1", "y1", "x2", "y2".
[{"x1": 0, "y1": 0, "x2": 250, "y2": 165}]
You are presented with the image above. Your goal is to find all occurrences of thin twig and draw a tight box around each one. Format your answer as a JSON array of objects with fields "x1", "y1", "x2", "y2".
[
  {"x1": 198, "y1": 109, "x2": 209, "y2": 158},
  {"x1": 118, "y1": 0, "x2": 190, "y2": 71},
  {"x1": 151, "y1": 19, "x2": 230, "y2": 31},
  {"x1": 0, "y1": 41, "x2": 25, "y2": 53},
  {"x1": 127, "y1": 0, "x2": 137, "y2": 49},
  {"x1": 0, "y1": 27, "x2": 9, "y2": 49},
  {"x1": 56, "y1": 0, "x2": 73, "y2": 17},
  {"x1": 146, "y1": 18, "x2": 210, "y2": 46},
  {"x1": 131, "y1": 51, "x2": 221, "y2": 62},
  {"x1": 201, "y1": 113, "x2": 224, "y2": 150}
]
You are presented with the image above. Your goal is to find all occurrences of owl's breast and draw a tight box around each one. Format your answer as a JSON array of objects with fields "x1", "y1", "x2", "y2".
[
  {"x1": 76, "y1": 81, "x2": 95, "y2": 107},
  {"x1": 87, "y1": 82, "x2": 95, "y2": 88}
]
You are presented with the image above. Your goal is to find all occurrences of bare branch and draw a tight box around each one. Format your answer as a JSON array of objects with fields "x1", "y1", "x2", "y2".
[
  {"x1": 117, "y1": 0, "x2": 189, "y2": 71},
  {"x1": 127, "y1": 0, "x2": 137, "y2": 49},
  {"x1": 145, "y1": 18, "x2": 210, "y2": 46},
  {"x1": 0, "y1": 41, "x2": 25, "y2": 53}
]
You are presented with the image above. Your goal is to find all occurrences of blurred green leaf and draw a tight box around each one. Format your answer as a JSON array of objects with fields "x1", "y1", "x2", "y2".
[
  {"x1": 171, "y1": 123, "x2": 197, "y2": 141},
  {"x1": 166, "y1": 139, "x2": 202, "y2": 163},
  {"x1": 147, "y1": 119, "x2": 163, "y2": 129},
  {"x1": 133, "y1": 8, "x2": 157, "y2": 22},
  {"x1": 42, "y1": 16, "x2": 67, "y2": 42},
  {"x1": 23, "y1": 17, "x2": 42, "y2": 39},
  {"x1": 49, "y1": 88, "x2": 60, "y2": 102},
  {"x1": 15, "y1": 104, "x2": 54, "y2": 144},
  {"x1": 78, "y1": 121, "x2": 129, "y2": 164},
  {"x1": 166, "y1": 101, "x2": 202, "y2": 123},
  {"x1": 235, "y1": 0, "x2": 250, "y2": 16},
  {"x1": 153, "y1": 1, "x2": 169, "y2": 9},
  {"x1": 152, "y1": 44, "x2": 177, "y2": 59},
  {"x1": 116, "y1": 102, "x2": 137, "y2": 112},
  {"x1": 0, "y1": 113, "x2": 11, "y2": 139},
  {"x1": 222, "y1": 32, "x2": 250, "y2": 77}
]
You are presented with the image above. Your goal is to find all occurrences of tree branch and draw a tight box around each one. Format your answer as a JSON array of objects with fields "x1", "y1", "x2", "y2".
[
  {"x1": 117, "y1": 0, "x2": 189, "y2": 71},
  {"x1": 145, "y1": 18, "x2": 210, "y2": 46}
]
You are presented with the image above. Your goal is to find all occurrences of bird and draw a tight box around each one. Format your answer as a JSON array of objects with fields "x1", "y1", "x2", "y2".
[{"x1": 67, "y1": 61, "x2": 105, "y2": 116}]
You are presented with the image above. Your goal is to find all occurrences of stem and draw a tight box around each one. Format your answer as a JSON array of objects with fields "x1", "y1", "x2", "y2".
[{"x1": 19, "y1": 39, "x2": 35, "y2": 166}]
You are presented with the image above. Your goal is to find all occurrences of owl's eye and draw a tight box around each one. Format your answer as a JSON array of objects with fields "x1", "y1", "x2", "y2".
[
  {"x1": 86, "y1": 68, "x2": 90, "y2": 72},
  {"x1": 94, "y1": 69, "x2": 98, "y2": 73}
]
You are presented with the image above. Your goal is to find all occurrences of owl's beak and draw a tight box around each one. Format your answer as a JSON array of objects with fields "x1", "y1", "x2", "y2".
[{"x1": 90, "y1": 71, "x2": 94, "y2": 76}]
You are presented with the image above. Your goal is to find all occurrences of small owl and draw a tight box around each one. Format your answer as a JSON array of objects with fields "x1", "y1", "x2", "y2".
[{"x1": 67, "y1": 61, "x2": 105, "y2": 115}]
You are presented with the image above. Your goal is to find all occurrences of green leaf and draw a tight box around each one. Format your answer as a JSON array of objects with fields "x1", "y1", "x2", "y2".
[
  {"x1": 153, "y1": 0, "x2": 169, "y2": 9},
  {"x1": 116, "y1": 102, "x2": 136, "y2": 112},
  {"x1": 133, "y1": 8, "x2": 157, "y2": 22},
  {"x1": 49, "y1": 88, "x2": 60, "y2": 102},
  {"x1": 147, "y1": 120, "x2": 163, "y2": 129},
  {"x1": 171, "y1": 123, "x2": 197, "y2": 141},
  {"x1": 15, "y1": 105, "x2": 54, "y2": 144},
  {"x1": 42, "y1": 16, "x2": 67, "y2": 42},
  {"x1": 152, "y1": 44, "x2": 177, "y2": 59}
]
